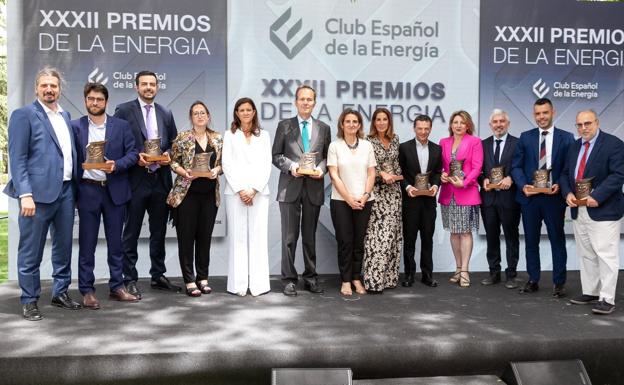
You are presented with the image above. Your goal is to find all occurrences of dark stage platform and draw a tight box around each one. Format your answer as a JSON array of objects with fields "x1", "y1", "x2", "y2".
[{"x1": 0, "y1": 271, "x2": 623, "y2": 385}]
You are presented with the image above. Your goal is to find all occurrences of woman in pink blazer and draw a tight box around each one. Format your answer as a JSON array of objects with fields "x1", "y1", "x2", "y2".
[{"x1": 438, "y1": 111, "x2": 483, "y2": 287}]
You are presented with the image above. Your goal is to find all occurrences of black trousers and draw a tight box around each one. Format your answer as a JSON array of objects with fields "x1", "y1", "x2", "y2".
[
  {"x1": 481, "y1": 204, "x2": 521, "y2": 278},
  {"x1": 175, "y1": 190, "x2": 218, "y2": 284},
  {"x1": 402, "y1": 200, "x2": 436, "y2": 278},
  {"x1": 279, "y1": 188, "x2": 321, "y2": 284},
  {"x1": 330, "y1": 199, "x2": 373, "y2": 282},
  {"x1": 122, "y1": 172, "x2": 169, "y2": 282}
]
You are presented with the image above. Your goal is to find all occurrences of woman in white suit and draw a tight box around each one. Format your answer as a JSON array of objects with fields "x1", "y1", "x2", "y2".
[{"x1": 222, "y1": 97, "x2": 272, "y2": 296}]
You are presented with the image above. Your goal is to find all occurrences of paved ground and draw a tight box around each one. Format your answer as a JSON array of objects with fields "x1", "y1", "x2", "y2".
[{"x1": 0, "y1": 272, "x2": 622, "y2": 384}]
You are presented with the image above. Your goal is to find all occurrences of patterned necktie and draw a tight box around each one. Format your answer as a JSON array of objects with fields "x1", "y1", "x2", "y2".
[
  {"x1": 494, "y1": 139, "x2": 502, "y2": 166},
  {"x1": 538, "y1": 131, "x2": 548, "y2": 170},
  {"x1": 302, "y1": 121, "x2": 310, "y2": 153},
  {"x1": 576, "y1": 142, "x2": 590, "y2": 181}
]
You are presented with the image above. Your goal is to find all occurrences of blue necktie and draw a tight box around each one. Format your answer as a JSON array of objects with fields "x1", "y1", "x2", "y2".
[{"x1": 302, "y1": 121, "x2": 310, "y2": 153}]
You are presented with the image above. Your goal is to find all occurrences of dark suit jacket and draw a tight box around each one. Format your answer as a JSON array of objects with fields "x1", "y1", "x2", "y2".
[
  {"x1": 4, "y1": 101, "x2": 77, "y2": 203},
  {"x1": 113, "y1": 99, "x2": 177, "y2": 191},
  {"x1": 511, "y1": 127, "x2": 574, "y2": 205},
  {"x1": 479, "y1": 134, "x2": 519, "y2": 209},
  {"x1": 560, "y1": 131, "x2": 624, "y2": 221},
  {"x1": 398, "y1": 139, "x2": 442, "y2": 207},
  {"x1": 272, "y1": 116, "x2": 331, "y2": 205},
  {"x1": 71, "y1": 115, "x2": 138, "y2": 206}
]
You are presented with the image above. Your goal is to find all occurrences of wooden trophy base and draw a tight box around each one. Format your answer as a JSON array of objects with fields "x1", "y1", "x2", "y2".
[
  {"x1": 526, "y1": 186, "x2": 553, "y2": 194},
  {"x1": 413, "y1": 189, "x2": 435, "y2": 197},
  {"x1": 82, "y1": 162, "x2": 113, "y2": 171},
  {"x1": 191, "y1": 170, "x2": 213, "y2": 178},
  {"x1": 145, "y1": 154, "x2": 169, "y2": 163},
  {"x1": 297, "y1": 168, "x2": 321, "y2": 176},
  {"x1": 486, "y1": 182, "x2": 502, "y2": 189},
  {"x1": 573, "y1": 198, "x2": 588, "y2": 206}
]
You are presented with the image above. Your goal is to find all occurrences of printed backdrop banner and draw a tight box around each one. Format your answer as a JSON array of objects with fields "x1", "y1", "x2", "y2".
[
  {"x1": 479, "y1": 0, "x2": 624, "y2": 138},
  {"x1": 17, "y1": 0, "x2": 228, "y2": 237}
]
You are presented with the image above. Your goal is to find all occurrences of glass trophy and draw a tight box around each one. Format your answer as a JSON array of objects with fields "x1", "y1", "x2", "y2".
[{"x1": 297, "y1": 152, "x2": 321, "y2": 176}]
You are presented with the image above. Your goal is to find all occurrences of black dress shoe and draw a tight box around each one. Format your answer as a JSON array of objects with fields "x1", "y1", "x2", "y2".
[
  {"x1": 51, "y1": 292, "x2": 82, "y2": 310},
  {"x1": 22, "y1": 302, "x2": 43, "y2": 321},
  {"x1": 552, "y1": 283, "x2": 566, "y2": 298},
  {"x1": 304, "y1": 281, "x2": 324, "y2": 294},
  {"x1": 126, "y1": 281, "x2": 142, "y2": 300},
  {"x1": 401, "y1": 274, "x2": 415, "y2": 287},
  {"x1": 421, "y1": 277, "x2": 438, "y2": 287},
  {"x1": 481, "y1": 273, "x2": 501, "y2": 286},
  {"x1": 519, "y1": 281, "x2": 539, "y2": 294},
  {"x1": 283, "y1": 282, "x2": 297, "y2": 297},
  {"x1": 151, "y1": 276, "x2": 182, "y2": 293}
]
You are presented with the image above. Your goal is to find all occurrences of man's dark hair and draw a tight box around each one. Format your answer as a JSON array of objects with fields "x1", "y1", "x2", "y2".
[
  {"x1": 135, "y1": 70, "x2": 158, "y2": 86},
  {"x1": 534, "y1": 98, "x2": 553, "y2": 108},
  {"x1": 413, "y1": 114, "x2": 432, "y2": 127},
  {"x1": 83, "y1": 82, "x2": 109, "y2": 100}
]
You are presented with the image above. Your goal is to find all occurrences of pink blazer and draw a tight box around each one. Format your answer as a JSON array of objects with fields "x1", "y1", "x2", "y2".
[{"x1": 438, "y1": 134, "x2": 483, "y2": 206}]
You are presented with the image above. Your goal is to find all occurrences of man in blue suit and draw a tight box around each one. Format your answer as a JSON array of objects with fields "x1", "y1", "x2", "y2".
[
  {"x1": 561, "y1": 110, "x2": 624, "y2": 315},
  {"x1": 511, "y1": 98, "x2": 574, "y2": 297},
  {"x1": 4, "y1": 67, "x2": 82, "y2": 321},
  {"x1": 72, "y1": 83, "x2": 139, "y2": 309},
  {"x1": 114, "y1": 70, "x2": 179, "y2": 299}
]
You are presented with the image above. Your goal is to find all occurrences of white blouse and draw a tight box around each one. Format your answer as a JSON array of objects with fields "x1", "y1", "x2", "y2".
[
  {"x1": 327, "y1": 138, "x2": 376, "y2": 201},
  {"x1": 221, "y1": 129, "x2": 272, "y2": 196}
]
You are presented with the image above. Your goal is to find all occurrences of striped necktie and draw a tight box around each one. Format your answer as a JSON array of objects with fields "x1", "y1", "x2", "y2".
[{"x1": 538, "y1": 131, "x2": 548, "y2": 169}]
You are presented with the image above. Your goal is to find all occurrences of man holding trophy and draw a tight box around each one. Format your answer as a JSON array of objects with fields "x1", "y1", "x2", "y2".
[
  {"x1": 73, "y1": 83, "x2": 139, "y2": 308},
  {"x1": 272, "y1": 85, "x2": 331, "y2": 296},
  {"x1": 114, "y1": 70, "x2": 179, "y2": 299},
  {"x1": 560, "y1": 110, "x2": 624, "y2": 315},
  {"x1": 479, "y1": 109, "x2": 521, "y2": 288},
  {"x1": 511, "y1": 98, "x2": 574, "y2": 297}
]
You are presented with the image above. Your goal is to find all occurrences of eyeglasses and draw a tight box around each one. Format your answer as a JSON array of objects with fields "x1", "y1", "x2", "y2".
[
  {"x1": 575, "y1": 120, "x2": 596, "y2": 129},
  {"x1": 86, "y1": 96, "x2": 106, "y2": 104},
  {"x1": 193, "y1": 111, "x2": 208, "y2": 117}
]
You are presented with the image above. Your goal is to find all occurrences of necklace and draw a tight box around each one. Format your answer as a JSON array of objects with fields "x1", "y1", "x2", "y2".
[{"x1": 346, "y1": 137, "x2": 359, "y2": 150}]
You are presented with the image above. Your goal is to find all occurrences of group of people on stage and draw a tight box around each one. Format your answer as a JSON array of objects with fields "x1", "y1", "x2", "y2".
[{"x1": 6, "y1": 67, "x2": 623, "y2": 321}]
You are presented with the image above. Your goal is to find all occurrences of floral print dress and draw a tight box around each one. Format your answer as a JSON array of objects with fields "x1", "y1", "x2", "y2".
[{"x1": 362, "y1": 135, "x2": 403, "y2": 291}]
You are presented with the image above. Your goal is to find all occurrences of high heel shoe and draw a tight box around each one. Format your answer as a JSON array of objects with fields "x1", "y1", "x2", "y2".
[
  {"x1": 352, "y1": 280, "x2": 366, "y2": 295},
  {"x1": 459, "y1": 271, "x2": 471, "y2": 287},
  {"x1": 449, "y1": 267, "x2": 461, "y2": 283},
  {"x1": 186, "y1": 284, "x2": 201, "y2": 297},
  {"x1": 196, "y1": 281, "x2": 212, "y2": 294}
]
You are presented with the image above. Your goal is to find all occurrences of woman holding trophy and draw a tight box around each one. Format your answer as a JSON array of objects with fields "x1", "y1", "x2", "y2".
[
  {"x1": 328, "y1": 109, "x2": 376, "y2": 296},
  {"x1": 221, "y1": 97, "x2": 272, "y2": 297},
  {"x1": 439, "y1": 111, "x2": 483, "y2": 287},
  {"x1": 362, "y1": 108, "x2": 403, "y2": 293},
  {"x1": 167, "y1": 101, "x2": 222, "y2": 297}
]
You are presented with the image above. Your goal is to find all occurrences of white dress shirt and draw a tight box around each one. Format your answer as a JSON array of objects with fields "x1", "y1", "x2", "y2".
[{"x1": 39, "y1": 100, "x2": 73, "y2": 181}]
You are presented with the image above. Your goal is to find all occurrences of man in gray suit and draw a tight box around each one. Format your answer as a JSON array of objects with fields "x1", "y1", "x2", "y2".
[{"x1": 272, "y1": 85, "x2": 331, "y2": 296}]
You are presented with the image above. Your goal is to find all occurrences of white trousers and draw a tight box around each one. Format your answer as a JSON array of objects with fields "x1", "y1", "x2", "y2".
[
  {"x1": 573, "y1": 207, "x2": 621, "y2": 304},
  {"x1": 224, "y1": 194, "x2": 271, "y2": 296}
]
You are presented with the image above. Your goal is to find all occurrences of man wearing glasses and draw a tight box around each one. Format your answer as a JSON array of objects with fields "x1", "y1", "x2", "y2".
[
  {"x1": 561, "y1": 110, "x2": 624, "y2": 314},
  {"x1": 72, "y1": 83, "x2": 139, "y2": 308}
]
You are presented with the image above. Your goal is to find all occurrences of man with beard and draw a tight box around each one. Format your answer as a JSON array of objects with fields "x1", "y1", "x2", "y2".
[
  {"x1": 114, "y1": 70, "x2": 179, "y2": 299},
  {"x1": 72, "y1": 83, "x2": 139, "y2": 308},
  {"x1": 4, "y1": 67, "x2": 81, "y2": 320}
]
